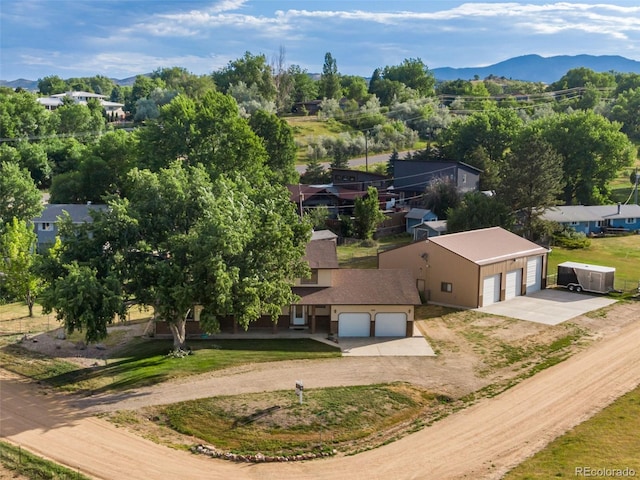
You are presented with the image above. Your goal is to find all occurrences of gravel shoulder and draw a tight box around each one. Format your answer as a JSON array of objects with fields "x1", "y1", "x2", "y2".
[{"x1": 2, "y1": 301, "x2": 640, "y2": 479}]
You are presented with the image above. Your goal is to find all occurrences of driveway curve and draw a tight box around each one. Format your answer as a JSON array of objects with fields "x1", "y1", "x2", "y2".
[{"x1": 2, "y1": 315, "x2": 640, "y2": 479}]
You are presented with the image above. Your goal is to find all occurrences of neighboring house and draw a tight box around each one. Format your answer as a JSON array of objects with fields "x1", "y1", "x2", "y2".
[
  {"x1": 37, "y1": 91, "x2": 125, "y2": 120},
  {"x1": 541, "y1": 204, "x2": 640, "y2": 235},
  {"x1": 31, "y1": 203, "x2": 107, "y2": 252},
  {"x1": 287, "y1": 184, "x2": 368, "y2": 216},
  {"x1": 392, "y1": 160, "x2": 481, "y2": 201},
  {"x1": 412, "y1": 220, "x2": 447, "y2": 241},
  {"x1": 156, "y1": 236, "x2": 421, "y2": 338},
  {"x1": 378, "y1": 227, "x2": 549, "y2": 309},
  {"x1": 405, "y1": 208, "x2": 438, "y2": 233},
  {"x1": 331, "y1": 168, "x2": 391, "y2": 191}
]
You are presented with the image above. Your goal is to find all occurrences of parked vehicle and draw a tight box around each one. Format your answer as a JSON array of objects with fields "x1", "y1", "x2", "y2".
[{"x1": 557, "y1": 261, "x2": 615, "y2": 294}]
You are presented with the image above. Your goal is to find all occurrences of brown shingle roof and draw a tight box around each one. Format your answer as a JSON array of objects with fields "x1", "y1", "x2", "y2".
[
  {"x1": 304, "y1": 239, "x2": 339, "y2": 269},
  {"x1": 427, "y1": 227, "x2": 548, "y2": 265},
  {"x1": 293, "y1": 269, "x2": 420, "y2": 306}
]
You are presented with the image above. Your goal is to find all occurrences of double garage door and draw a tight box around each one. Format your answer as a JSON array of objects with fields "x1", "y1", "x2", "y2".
[
  {"x1": 482, "y1": 269, "x2": 523, "y2": 306},
  {"x1": 337, "y1": 312, "x2": 407, "y2": 337}
]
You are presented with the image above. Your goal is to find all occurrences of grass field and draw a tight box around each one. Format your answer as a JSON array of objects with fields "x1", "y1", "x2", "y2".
[
  {"x1": 548, "y1": 235, "x2": 640, "y2": 290},
  {"x1": 0, "y1": 440, "x2": 91, "y2": 480},
  {"x1": 285, "y1": 116, "x2": 351, "y2": 163},
  {"x1": 505, "y1": 385, "x2": 640, "y2": 479}
]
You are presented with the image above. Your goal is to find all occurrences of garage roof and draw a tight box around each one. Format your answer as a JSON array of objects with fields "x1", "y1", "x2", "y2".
[
  {"x1": 293, "y1": 269, "x2": 421, "y2": 306},
  {"x1": 428, "y1": 227, "x2": 548, "y2": 265}
]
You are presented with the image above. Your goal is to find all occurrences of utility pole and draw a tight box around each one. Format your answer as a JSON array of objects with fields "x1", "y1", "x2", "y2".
[
  {"x1": 364, "y1": 130, "x2": 369, "y2": 172},
  {"x1": 635, "y1": 167, "x2": 638, "y2": 205}
]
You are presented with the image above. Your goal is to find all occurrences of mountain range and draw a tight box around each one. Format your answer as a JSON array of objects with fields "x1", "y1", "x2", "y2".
[{"x1": 3, "y1": 54, "x2": 640, "y2": 90}]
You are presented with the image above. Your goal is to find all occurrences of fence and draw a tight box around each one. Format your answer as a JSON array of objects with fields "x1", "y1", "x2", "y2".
[{"x1": 0, "y1": 441, "x2": 90, "y2": 480}]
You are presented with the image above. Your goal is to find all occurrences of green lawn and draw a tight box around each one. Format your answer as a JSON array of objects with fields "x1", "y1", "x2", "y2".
[
  {"x1": 0, "y1": 440, "x2": 92, "y2": 480},
  {"x1": 121, "y1": 383, "x2": 441, "y2": 457},
  {"x1": 548, "y1": 235, "x2": 640, "y2": 290},
  {"x1": 505, "y1": 385, "x2": 640, "y2": 479},
  {"x1": 337, "y1": 234, "x2": 412, "y2": 268},
  {"x1": 1, "y1": 338, "x2": 340, "y2": 394}
]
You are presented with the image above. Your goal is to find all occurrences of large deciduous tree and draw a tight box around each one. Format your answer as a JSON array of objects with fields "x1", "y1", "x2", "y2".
[
  {"x1": 136, "y1": 91, "x2": 268, "y2": 180},
  {"x1": 212, "y1": 51, "x2": 276, "y2": 101},
  {"x1": 40, "y1": 163, "x2": 310, "y2": 350},
  {"x1": 535, "y1": 111, "x2": 636, "y2": 205},
  {"x1": 0, "y1": 161, "x2": 43, "y2": 229},
  {"x1": 0, "y1": 218, "x2": 41, "y2": 316},
  {"x1": 318, "y1": 52, "x2": 342, "y2": 100},
  {"x1": 446, "y1": 192, "x2": 513, "y2": 233},
  {"x1": 248, "y1": 110, "x2": 299, "y2": 185}
]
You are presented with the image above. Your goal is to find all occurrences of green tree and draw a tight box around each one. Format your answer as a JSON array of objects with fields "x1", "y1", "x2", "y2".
[
  {"x1": 137, "y1": 92, "x2": 268, "y2": 180},
  {"x1": 536, "y1": 111, "x2": 636, "y2": 204},
  {"x1": 496, "y1": 132, "x2": 563, "y2": 239},
  {"x1": 0, "y1": 90, "x2": 53, "y2": 140},
  {"x1": 423, "y1": 178, "x2": 461, "y2": 220},
  {"x1": 212, "y1": 51, "x2": 276, "y2": 101},
  {"x1": 301, "y1": 158, "x2": 330, "y2": 184},
  {"x1": 248, "y1": 110, "x2": 298, "y2": 184},
  {"x1": 0, "y1": 218, "x2": 41, "y2": 316},
  {"x1": 381, "y1": 58, "x2": 435, "y2": 96},
  {"x1": 318, "y1": 52, "x2": 342, "y2": 100},
  {"x1": 40, "y1": 164, "x2": 310, "y2": 349},
  {"x1": 37, "y1": 75, "x2": 68, "y2": 95},
  {"x1": 549, "y1": 67, "x2": 616, "y2": 91},
  {"x1": 289, "y1": 65, "x2": 319, "y2": 104},
  {"x1": 353, "y1": 186, "x2": 385, "y2": 240},
  {"x1": 53, "y1": 99, "x2": 105, "y2": 135},
  {"x1": 341, "y1": 75, "x2": 369, "y2": 102},
  {"x1": 0, "y1": 161, "x2": 43, "y2": 228},
  {"x1": 447, "y1": 192, "x2": 513, "y2": 233},
  {"x1": 608, "y1": 88, "x2": 640, "y2": 140}
]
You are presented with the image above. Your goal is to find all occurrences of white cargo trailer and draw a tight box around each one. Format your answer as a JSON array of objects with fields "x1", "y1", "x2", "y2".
[{"x1": 556, "y1": 261, "x2": 615, "y2": 294}]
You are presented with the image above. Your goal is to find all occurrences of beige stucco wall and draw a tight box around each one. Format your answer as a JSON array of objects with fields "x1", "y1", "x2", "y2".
[
  {"x1": 378, "y1": 241, "x2": 429, "y2": 292},
  {"x1": 425, "y1": 242, "x2": 480, "y2": 308}
]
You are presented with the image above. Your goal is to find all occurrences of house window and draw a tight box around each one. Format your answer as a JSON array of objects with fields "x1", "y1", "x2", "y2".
[
  {"x1": 626, "y1": 218, "x2": 636, "y2": 224},
  {"x1": 301, "y1": 269, "x2": 319, "y2": 285},
  {"x1": 569, "y1": 221, "x2": 579, "y2": 226},
  {"x1": 596, "y1": 220, "x2": 606, "y2": 227},
  {"x1": 39, "y1": 222, "x2": 54, "y2": 232},
  {"x1": 462, "y1": 173, "x2": 467, "y2": 184},
  {"x1": 441, "y1": 282, "x2": 453, "y2": 293}
]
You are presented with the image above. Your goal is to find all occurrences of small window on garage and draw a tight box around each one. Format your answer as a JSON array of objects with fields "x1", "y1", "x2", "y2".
[{"x1": 441, "y1": 282, "x2": 453, "y2": 293}]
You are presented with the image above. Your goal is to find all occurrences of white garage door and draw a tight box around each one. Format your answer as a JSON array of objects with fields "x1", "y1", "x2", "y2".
[
  {"x1": 482, "y1": 273, "x2": 501, "y2": 307},
  {"x1": 338, "y1": 313, "x2": 370, "y2": 337},
  {"x1": 374, "y1": 313, "x2": 407, "y2": 337},
  {"x1": 505, "y1": 269, "x2": 523, "y2": 300},
  {"x1": 526, "y1": 256, "x2": 543, "y2": 294}
]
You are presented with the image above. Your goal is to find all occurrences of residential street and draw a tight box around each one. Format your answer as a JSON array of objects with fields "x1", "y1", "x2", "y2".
[{"x1": 2, "y1": 301, "x2": 640, "y2": 479}]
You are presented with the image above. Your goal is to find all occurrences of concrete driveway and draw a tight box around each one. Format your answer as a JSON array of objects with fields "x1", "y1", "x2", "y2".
[
  {"x1": 336, "y1": 334, "x2": 436, "y2": 357},
  {"x1": 477, "y1": 288, "x2": 617, "y2": 325}
]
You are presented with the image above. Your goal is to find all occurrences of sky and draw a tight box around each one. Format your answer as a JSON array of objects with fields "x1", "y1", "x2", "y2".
[{"x1": 1, "y1": 0, "x2": 640, "y2": 81}]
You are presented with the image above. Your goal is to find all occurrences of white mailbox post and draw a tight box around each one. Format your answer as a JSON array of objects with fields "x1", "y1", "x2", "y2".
[{"x1": 295, "y1": 380, "x2": 304, "y2": 404}]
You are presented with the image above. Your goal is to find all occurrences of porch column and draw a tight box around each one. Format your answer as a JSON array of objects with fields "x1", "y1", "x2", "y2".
[
  {"x1": 273, "y1": 316, "x2": 278, "y2": 334},
  {"x1": 311, "y1": 306, "x2": 316, "y2": 334},
  {"x1": 233, "y1": 318, "x2": 238, "y2": 334}
]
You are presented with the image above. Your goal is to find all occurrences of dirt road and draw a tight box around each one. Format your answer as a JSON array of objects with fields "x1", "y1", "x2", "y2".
[{"x1": 2, "y1": 310, "x2": 640, "y2": 479}]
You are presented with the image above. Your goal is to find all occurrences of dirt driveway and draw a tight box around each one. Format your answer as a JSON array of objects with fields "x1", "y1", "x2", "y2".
[{"x1": 2, "y1": 301, "x2": 640, "y2": 479}]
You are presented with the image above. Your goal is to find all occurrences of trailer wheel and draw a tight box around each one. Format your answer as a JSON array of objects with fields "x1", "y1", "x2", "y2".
[
  {"x1": 576, "y1": 286, "x2": 582, "y2": 292},
  {"x1": 568, "y1": 285, "x2": 575, "y2": 291}
]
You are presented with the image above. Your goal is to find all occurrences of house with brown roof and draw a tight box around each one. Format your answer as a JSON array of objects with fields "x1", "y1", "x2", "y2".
[
  {"x1": 378, "y1": 227, "x2": 549, "y2": 309},
  {"x1": 156, "y1": 232, "x2": 421, "y2": 338}
]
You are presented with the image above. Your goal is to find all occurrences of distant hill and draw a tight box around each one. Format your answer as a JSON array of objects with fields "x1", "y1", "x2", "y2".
[
  {"x1": 0, "y1": 74, "x2": 143, "y2": 91},
  {"x1": 432, "y1": 54, "x2": 640, "y2": 83},
  {"x1": 3, "y1": 54, "x2": 640, "y2": 90}
]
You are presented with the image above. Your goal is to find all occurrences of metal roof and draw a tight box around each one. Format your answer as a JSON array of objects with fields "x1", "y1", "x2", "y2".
[
  {"x1": 557, "y1": 261, "x2": 615, "y2": 273},
  {"x1": 32, "y1": 204, "x2": 107, "y2": 224},
  {"x1": 542, "y1": 204, "x2": 640, "y2": 223},
  {"x1": 427, "y1": 227, "x2": 548, "y2": 265}
]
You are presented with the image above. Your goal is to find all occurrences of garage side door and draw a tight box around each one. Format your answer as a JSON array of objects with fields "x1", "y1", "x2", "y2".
[
  {"x1": 505, "y1": 269, "x2": 523, "y2": 300},
  {"x1": 526, "y1": 256, "x2": 542, "y2": 294},
  {"x1": 338, "y1": 313, "x2": 370, "y2": 337},
  {"x1": 374, "y1": 313, "x2": 407, "y2": 337},
  {"x1": 482, "y1": 273, "x2": 501, "y2": 307}
]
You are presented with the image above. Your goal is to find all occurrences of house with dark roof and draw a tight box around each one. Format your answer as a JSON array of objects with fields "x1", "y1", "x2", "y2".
[
  {"x1": 392, "y1": 160, "x2": 481, "y2": 202},
  {"x1": 541, "y1": 204, "x2": 640, "y2": 235},
  {"x1": 31, "y1": 203, "x2": 107, "y2": 252},
  {"x1": 378, "y1": 227, "x2": 549, "y2": 309},
  {"x1": 156, "y1": 235, "x2": 421, "y2": 338}
]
